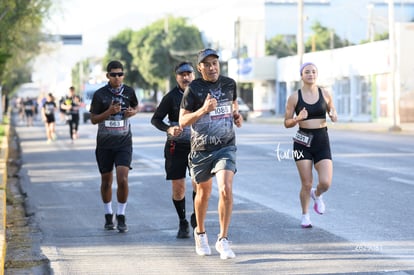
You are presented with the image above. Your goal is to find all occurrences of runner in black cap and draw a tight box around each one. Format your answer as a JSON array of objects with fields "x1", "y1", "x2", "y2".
[
  {"x1": 151, "y1": 61, "x2": 197, "y2": 238},
  {"x1": 180, "y1": 49, "x2": 243, "y2": 259}
]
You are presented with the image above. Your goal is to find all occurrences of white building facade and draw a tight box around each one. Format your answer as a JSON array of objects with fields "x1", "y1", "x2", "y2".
[
  {"x1": 226, "y1": 1, "x2": 414, "y2": 122},
  {"x1": 229, "y1": 22, "x2": 414, "y2": 122},
  {"x1": 277, "y1": 22, "x2": 414, "y2": 123}
]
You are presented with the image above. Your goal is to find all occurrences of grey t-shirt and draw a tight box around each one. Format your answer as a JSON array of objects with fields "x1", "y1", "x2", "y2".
[{"x1": 181, "y1": 75, "x2": 237, "y2": 152}]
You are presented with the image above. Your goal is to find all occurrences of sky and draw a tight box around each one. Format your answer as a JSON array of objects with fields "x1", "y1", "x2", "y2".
[
  {"x1": 32, "y1": 0, "x2": 264, "y2": 95},
  {"x1": 44, "y1": 0, "x2": 265, "y2": 58}
]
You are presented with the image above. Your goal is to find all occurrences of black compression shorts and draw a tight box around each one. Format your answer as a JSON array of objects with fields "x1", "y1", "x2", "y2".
[{"x1": 293, "y1": 127, "x2": 332, "y2": 163}]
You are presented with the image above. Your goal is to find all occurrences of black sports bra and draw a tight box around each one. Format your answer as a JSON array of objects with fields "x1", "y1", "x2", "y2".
[{"x1": 295, "y1": 87, "x2": 327, "y2": 120}]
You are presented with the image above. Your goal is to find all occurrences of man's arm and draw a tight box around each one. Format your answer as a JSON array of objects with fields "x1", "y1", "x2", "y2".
[
  {"x1": 179, "y1": 94, "x2": 216, "y2": 128},
  {"x1": 122, "y1": 105, "x2": 138, "y2": 119},
  {"x1": 60, "y1": 101, "x2": 70, "y2": 112},
  {"x1": 232, "y1": 99, "x2": 242, "y2": 127},
  {"x1": 151, "y1": 97, "x2": 170, "y2": 132},
  {"x1": 90, "y1": 101, "x2": 121, "y2": 125}
]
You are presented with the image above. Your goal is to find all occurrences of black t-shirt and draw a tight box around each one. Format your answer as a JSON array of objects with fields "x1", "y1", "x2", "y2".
[
  {"x1": 23, "y1": 99, "x2": 34, "y2": 111},
  {"x1": 90, "y1": 84, "x2": 139, "y2": 149},
  {"x1": 43, "y1": 101, "x2": 56, "y2": 118},
  {"x1": 151, "y1": 86, "x2": 190, "y2": 143},
  {"x1": 62, "y1": 96, "x2": 80, "y2": 115},
  {"x1": 181, "y1": 75, "x2": 237, "y2": 152}
]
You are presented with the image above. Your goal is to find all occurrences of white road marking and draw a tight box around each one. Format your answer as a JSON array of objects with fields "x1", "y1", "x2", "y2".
[{"x1": 389, "y1": 177, "x2": 414, "y2": 186}]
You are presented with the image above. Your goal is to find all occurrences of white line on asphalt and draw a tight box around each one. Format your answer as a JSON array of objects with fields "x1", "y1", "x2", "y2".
[
  {"x1": 335, "y1": 152, "x2": 414, "y2": 158},
  {"x1": 389, "y1": 177, "x2": 414, "y2": 185}
]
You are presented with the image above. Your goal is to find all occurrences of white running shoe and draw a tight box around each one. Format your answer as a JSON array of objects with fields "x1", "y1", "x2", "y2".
[
  {"x1": 301, "y1": 214, "x2": 312, "y2": 228},
  {"x1": 311, "y1": 188, "x2": 325, "y2": 214},
  {"x1": 215, "y1": 237, "x2": 236, "y2": 259},
  {"x1": 194, "y1": 228, "x2": 211, "y2": 256}
]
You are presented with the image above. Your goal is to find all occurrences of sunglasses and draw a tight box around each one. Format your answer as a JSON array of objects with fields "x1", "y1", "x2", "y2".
[{"x1": 109, "y1": 72, "x2": 124, "y2": 77}]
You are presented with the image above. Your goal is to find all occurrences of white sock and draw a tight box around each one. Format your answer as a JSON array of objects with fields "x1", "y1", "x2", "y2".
[
  {"x1": 117, "y1": 202, "x2": 127, "y2": 215},
  {"x1": 104, "y1": 202, "x2": 112, "y2": 214}
]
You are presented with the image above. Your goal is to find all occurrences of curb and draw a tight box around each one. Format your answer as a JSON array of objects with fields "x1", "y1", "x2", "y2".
[{"x1": 0, "y1": 123, "x2": 10, "y2": 275}]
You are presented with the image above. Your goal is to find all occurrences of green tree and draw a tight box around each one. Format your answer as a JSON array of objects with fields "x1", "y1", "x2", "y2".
[
  {"x1": 305, "y1": 21, "x2": 352, "y2": 52},
  {"x1": 265, "y1": 35, "x2": 296, "y2": 57},
  {"x1": 128, "y1": 16, "x2": 204, "y2": 100},
  {"x1": 360, "y1": 32, "x2": 388, "y2": 44},
  {"x1": 104, "y1": 29, "x2": 148, "y2": 89},
  {"x1": 0, "y1": 0, "x2": 52, "y2": 94},
  {"x1": 71, "y1": 59, "x2": 92, "y2": 92},
  {"x1": 265, "y1": 21, "x2": 353, "y2": 57}
]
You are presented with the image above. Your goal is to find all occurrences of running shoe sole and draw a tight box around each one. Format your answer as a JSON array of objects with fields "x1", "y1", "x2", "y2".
[{"x1": 314, "y1": 204, "x2": 324, "y2": 215}]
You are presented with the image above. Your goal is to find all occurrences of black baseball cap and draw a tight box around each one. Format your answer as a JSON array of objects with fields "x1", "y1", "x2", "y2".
[
  {"x1": 197, "y1": 48, "x2": 219, "y2": 64},
  {"x1": 175, "y1": 63, "x2": 194, "y2": 74}
]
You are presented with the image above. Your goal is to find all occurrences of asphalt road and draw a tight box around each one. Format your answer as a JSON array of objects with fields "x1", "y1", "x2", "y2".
[{"x1": 5, "y1": 112, "x2": 414, "y2": 275}]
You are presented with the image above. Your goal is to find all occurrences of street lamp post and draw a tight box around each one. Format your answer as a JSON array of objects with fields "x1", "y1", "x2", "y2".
[
  {"x1": 235, "y1": 17, "x2": 241, "y2": 96},
  {"x1": 367, "y1": 3, "x2": 375, "y2": 42},
  {"x1": 297, "y1": 0, "x2": 304, "y2": 67},
  {"x1": 388, "y1": 0, "x2": 401, "y2": 131}
]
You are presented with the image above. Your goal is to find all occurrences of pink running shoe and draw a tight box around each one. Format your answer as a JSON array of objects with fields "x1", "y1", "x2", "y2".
[{"x1": 311, "y1": 188, "x2": 325, "y2": 214}]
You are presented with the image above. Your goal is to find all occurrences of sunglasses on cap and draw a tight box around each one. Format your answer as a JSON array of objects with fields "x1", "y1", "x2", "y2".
[{"x1": 109, "y1": 72, "x2": 124, "y2": 77}]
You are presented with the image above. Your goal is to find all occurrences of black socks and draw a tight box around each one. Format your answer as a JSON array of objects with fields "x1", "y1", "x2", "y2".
[{"x1": 173, "y1": 197, "x2": 186, "y2": 220}]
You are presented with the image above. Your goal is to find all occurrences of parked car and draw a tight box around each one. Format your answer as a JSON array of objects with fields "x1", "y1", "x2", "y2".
[
  {"x1": 138, "y1": 98, "x2": 157, "y2": 112},
  {"x1": 237, "y1": 97, "x2": 250, "y2": 121}
]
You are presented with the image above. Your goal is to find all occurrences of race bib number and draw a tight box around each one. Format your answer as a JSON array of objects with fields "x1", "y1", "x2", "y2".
[
  {"x1": 210, "y1": 103, "x2": 231, "y2": 120},
  {"x1": 293, "y1": 130, "x2": 313, "y2": 147},
  {"x1": 105, "y1": 120, "x2": 125, "y2": 128}
]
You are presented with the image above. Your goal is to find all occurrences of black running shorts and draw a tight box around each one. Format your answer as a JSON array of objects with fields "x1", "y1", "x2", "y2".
[
  {"x1": 95, "y1": 145, "x2": 132, "y2": 174},
  {"x1": 293, "y1": 127, "x2": 332, "y2": 163},
  {"x1": 164, "y1": 140, "x2": 190, "y2": 180}
]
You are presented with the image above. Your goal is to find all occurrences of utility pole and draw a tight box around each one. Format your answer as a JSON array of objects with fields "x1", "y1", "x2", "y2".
[
  {"x1": 367, "y1": 3, "x2": 375, "y2": 42},
  {"x1": 388, "y1": 0, "x2": 401, "y2": 131},
  {"x1": 297, "y1": 0, "x2": 304, "y2": 66},
  {"x1": 235, "y1": 17, "x2": 241, "y2": 96}
]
